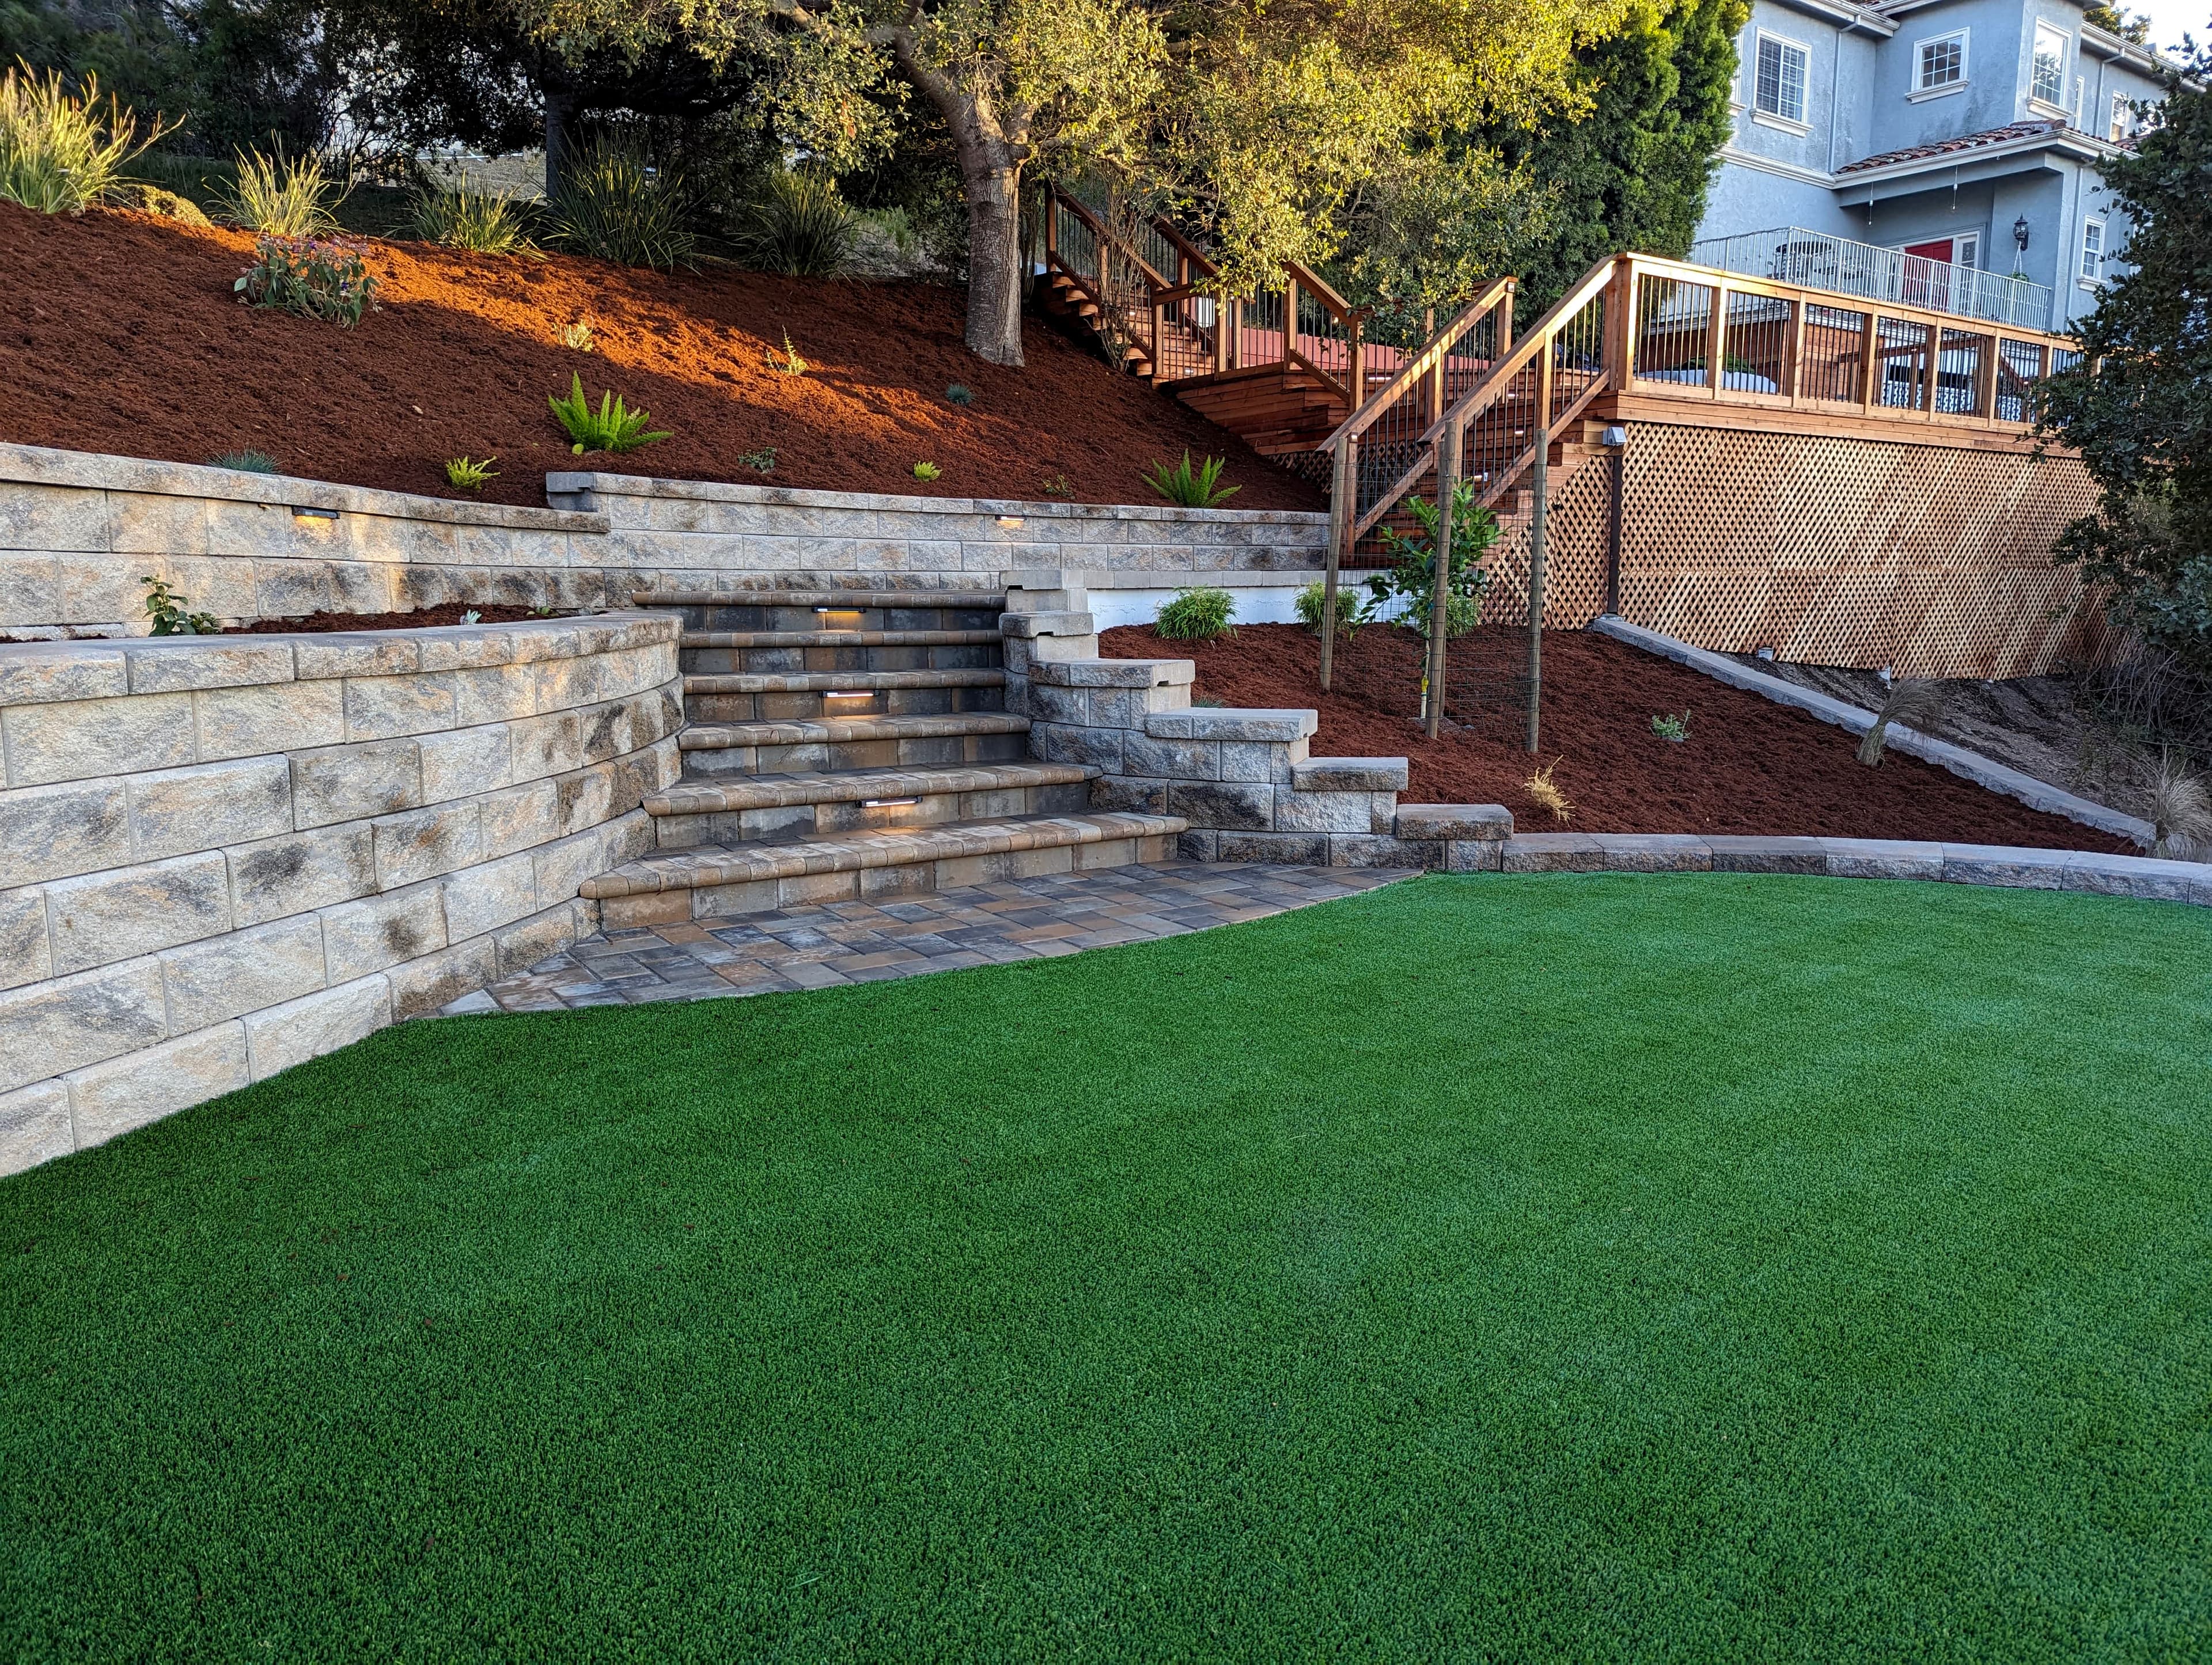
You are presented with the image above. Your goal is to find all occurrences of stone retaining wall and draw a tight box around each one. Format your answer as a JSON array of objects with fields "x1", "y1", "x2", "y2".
[
  {"x1": 0, "y1": 612, "x2": 683, "y2": 1176},
  {"x1": 0, "y1": 443, "x2": 1328, "y2": 634}
]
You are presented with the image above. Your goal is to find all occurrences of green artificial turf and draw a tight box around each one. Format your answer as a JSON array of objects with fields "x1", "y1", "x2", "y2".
[{"x1": 2, "y1": 873, "x2": 2210, "y2": 1660}]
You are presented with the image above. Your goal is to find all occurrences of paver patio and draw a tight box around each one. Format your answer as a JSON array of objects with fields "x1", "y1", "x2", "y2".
[{"x1": 450, "y1": 861, "x2": 1414, "y2": 1012}]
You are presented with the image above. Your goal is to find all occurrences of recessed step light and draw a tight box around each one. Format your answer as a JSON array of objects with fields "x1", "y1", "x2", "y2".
[{"x1": 862, "y1": 798, "x2": 921, "y2": 808}]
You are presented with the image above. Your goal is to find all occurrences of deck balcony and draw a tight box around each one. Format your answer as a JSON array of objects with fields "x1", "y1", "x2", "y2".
[{"x1": 1687, "y1": 226, "x2": 2057, "y2": 331}]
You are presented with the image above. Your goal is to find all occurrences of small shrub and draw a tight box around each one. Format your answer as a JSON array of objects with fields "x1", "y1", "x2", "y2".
[
  {"x1": 1156, "y1": 586, "x2": 1236, "y2": 642},
  {"x1": 912, "y1": 461, "x2": 941, "y2": 481},
  {"x1": 445, "y1": 455, "x2": 498, "y2": 490},
  {"x1": 460, "y1": 609, "x2": 482, "y2": 624},
  {"x1": 1523, "y1": 760, "x2": 1573, "y2": 824},
  {"x1": 1041, "y1": 472, "x2": 1073, "y2": 498},
  {"x1": 218, "y1": 146, "x2": 341, "y2": 237},
  {"x1": 0, "y1": 66, "x2": 168, "y2": 215},
  {"x1": 730, "y1": 169, "x2": 858, "y2": 278},
  {"x1": 1144, "y1": 451, "x2": 1240, "y2": 509},
  {"x1": 207, "y1": 449, "x2": 276, "y2": 473},
  {"x1": 2148, "y1": 750, "x2": 2211, "y2": 859},
  {"x1": 546, "y1": 139, "x2": 694, "y2": 270},
  {"x1": 1369, "y1": 477, "x2": 1495, "y2": 640},
  {"x1": 118, "y1": 182, "x2": 210, "y2": 226},
  {"x1": 945, "y1": 383, "x2": 974, "y2": 407},
  {"x1": 407, "y1": 185, "x2": 535, "y2": 253},
  {"x1": 141, "y1": 575, "x2": 218, "y2": 636},
  {"x1": 562, "y1": 318, "x2": 595, "y2": 352},
  {"x1": 548, "y1": 371, "x2": 671, "y2": 455},
  {"x1": 771, "y1": 331, "x2": 808, "y2": 376},
  {"x1": 1856, "y1": 678, "x2": 1944, "y2": 765},
  {"x1": 234, "y1": 235, "x2": 377, "y2": 326},
  {"x1": 737, "y1": 447, "x2": 776, "y2": 475},
  {"x1": 1651, "y1": 710, "x2": 1690, "y2": 742},
  {"x1": 1295, "y1": 581, "x2": 1365, "y2": 639}
]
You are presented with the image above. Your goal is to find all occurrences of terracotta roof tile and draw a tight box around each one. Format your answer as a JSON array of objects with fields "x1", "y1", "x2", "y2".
[{"x1": 1838, "y1": 119, "x2": 2070, "y2": 175}]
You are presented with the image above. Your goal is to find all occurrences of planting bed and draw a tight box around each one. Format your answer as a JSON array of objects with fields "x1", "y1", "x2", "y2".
[
  {"x1": 231, "y1": 603, "x2": 566, "y2": 634},
  {"x1": 1102, "y1": 622, "x2": 2132, "y2": 851},
  {"x1": 0, "y1": 203, "x2": 1319, "y2": 512}
]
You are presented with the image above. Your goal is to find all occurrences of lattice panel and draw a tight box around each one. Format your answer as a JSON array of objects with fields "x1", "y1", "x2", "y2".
[{"x1": 1482, "y1": 423, "x2": 2105, "y2": 680}]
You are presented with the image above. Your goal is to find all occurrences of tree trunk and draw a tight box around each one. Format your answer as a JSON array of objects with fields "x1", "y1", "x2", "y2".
[
  {"x1": 959, "y1": 153, "x2": 1027, "y2": 365},
  {"x1": 542, "y1": 81, "x2": 574, "y2": 205}
]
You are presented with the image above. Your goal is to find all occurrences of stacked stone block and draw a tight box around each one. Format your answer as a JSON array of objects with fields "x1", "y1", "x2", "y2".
[{"x1": 0, "y1": 613, "x2": 683, "y2": 1175}]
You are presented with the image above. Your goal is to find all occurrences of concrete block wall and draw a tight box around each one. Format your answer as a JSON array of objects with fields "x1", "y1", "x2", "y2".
[
  {"x1": 1, "y1": 443, "x2": 613, "y2": 635},
  {"x1": 0, "y1": 444, "x2": 1331, "y2": 634},
  {"x1": 0, "y1": 612, "x2": 683, "y2": 1176}
]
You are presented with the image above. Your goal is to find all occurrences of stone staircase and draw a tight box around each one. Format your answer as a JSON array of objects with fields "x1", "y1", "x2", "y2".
[{"x1": 579, "y1": 587, "x2": 1188, "y2": 927}]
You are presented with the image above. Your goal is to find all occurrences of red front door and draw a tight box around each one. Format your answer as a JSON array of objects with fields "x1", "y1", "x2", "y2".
[{"x1": 1902, "y1": 239, "x2": 1955, "y2": 308}]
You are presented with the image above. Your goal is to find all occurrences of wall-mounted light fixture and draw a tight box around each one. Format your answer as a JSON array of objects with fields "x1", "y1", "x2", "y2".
[
  {"x1": 2013, "y1": 215, "x2": 2031, "y2": 252},
  {"x1": 290, "y1": 506, "x2": 338, "y2": 525}
]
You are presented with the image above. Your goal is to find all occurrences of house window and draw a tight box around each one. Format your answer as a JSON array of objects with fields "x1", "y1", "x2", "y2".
[
  {"x1": 1755, "y1": 35, "x2": 1809, "y2": 124},
  {"x1": 1957, "y1": 232, "x2": 1980, "y2": 270},
  {"x1": 1918, "y1": 33, "x2": 1966, "y2": 91},
  {"x1": 2081, "y1": 217, "x2": 2105, "y2": 282},
  {"x1": 2032, "y1": 24, "x2": 2069, "y2": 107},
  {"x1": 2110, "y1": 91, "x2": 2133, "y2": 141}
]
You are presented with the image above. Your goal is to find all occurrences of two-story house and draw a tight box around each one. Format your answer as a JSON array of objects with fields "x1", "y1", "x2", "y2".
[{"x1": 1693, "y1": 0, "x2": 2180, "y2": 332}]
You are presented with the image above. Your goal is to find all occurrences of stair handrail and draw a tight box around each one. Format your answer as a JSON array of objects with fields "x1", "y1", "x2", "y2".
[
  {"x1": 1316, "y1": 276, "x2": 1516, "y2": 456},
  {"x1": 1419, "y1": 256, "x2": 1622, "y2": 453}
]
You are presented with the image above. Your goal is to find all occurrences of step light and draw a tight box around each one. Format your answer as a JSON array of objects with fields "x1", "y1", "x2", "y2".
[
  {"x1": 823, "y1": 689, "x2": 873, "y2": 704},
  {"x1": 862, "y1": 797, "x2": 921, "y2": 808},
  {"x1": 814, "y1": 606, "x2": 863, "y2": 630}
]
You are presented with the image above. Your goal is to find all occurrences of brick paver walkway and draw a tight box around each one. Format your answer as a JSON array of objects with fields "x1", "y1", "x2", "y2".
[{"x1": 449, "y1": 861, "x2": 1416, "y2": 1014}]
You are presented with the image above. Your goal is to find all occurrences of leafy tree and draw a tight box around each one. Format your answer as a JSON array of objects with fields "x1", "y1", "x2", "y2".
[
  {"x1": 1473, "y1": 0, "x2": 1746, "y2": 317},
  {"x1": 2084, "y1": 5, "x2": 2152, "y2": 45},
  {"x1": 2040, "y1": 48, "x2": 2212, "y2": 676}
]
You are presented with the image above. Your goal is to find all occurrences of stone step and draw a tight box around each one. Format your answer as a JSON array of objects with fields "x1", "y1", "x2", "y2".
[
  {"x1": 681, "y1": 667, "x2": 1007, "y2": 725},
  {"x1": 582, "y1": 811, "x2": 1189, "y2": 926},
  {"x1": 645, "y1": 762, "x2": 1101, "y2": 848},
  {"x1": 681, "y1": 629, "x2": 1002, "y2": 647},
  {"x1": 637, "y1": 589, "x2": 1009, "y2": 609},
  {"x1": 676, "y1": 712, "x2": 1032, "y2": 776},
  {"x1": 682, "y1": 669, "x2": 1006, "y2": 695},
  {"x1": 635, "y1": 589, "x2": 1007, "y2": 635},
  {"x1": 680, "y1": 631, "x2": 1002, "y2": 678}
]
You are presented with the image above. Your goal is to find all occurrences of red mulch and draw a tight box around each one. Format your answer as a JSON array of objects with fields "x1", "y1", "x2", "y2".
[
  {"x1": 232, "y1": 604, "x2": 563, "y2": 633},
  {"x1": 1101, "y1": 622, "x2": 2133, "y2": 851},
  {"x1": 0, "y1": 203, "x2": 1321, "y2": 513}
]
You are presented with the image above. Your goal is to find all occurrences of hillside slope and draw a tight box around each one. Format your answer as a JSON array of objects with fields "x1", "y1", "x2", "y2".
[{"x1": 0, "y1": 203, "x2": 1323, "y2": 513}]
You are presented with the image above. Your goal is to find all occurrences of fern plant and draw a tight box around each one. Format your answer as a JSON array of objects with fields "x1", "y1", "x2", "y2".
[
  {"x1": 1143, "y1": 452, "x2": 1240, "y2": 509},
  {"x1": 912, "y1": 461, "x2": 941, "y2": 481},
  {"x1": 548, "y1": 373, "x2": 672, "y2": 454},
  {"x1": 445, "y1": 456, "x2": 498, "y2": 490}
]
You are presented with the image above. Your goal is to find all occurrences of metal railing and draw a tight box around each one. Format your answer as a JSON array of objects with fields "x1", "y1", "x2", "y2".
[{"x1": 1688, "y1": 226, "x2": 2057, "y2": 331}]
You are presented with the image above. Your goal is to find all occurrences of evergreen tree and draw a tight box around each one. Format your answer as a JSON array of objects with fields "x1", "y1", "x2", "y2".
[{"x1": 1480, "y1": 0, "x2": 1745, "y2": 316}]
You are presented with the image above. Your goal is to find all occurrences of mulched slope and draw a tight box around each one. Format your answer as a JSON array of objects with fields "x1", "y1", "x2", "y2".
[
  {"x1": 1101, "y1": 621, "x2": 2133, "y2": 851},
  {"x1": 0, "y1": 202, "x2": 1322, "y2": 512}
]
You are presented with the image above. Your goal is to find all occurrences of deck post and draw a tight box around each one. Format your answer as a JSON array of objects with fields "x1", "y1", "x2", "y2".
[
  {"x1": 1321, "y1": 438, "x2": 1351, "y2": 692},
  {"x1": 1283, "y1": 274, "x2": 1300, "y2": 369},
  {"x1": 1858, "y1": 313, "x2": 1881, "y2": 410},
  {"x1": 1785, "y1": 297, "x2": 1807, "y2": 404},
  {"x1": 1426, "y1": 423, "x2": 1458, "y2": 739},
  {"x1": 1706, "y1": 282, "x2": 1728, "y2": 397},
  {"x1": 1526, "y1": 424, "x2": 1550, "y2": 754}
]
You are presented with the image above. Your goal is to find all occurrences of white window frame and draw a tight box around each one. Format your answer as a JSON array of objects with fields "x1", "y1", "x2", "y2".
[
  {"x1": 1912, "y1": 30, "x2": 1969, "y2": 98},
  {"x1": 2109, "y1": 89, "x2": 2133, "y2": 141},
  {"x1": 1752, "y1": 31, "x2": 1813, "y2": 130},
  {"x1": 2031, "y1": 23, "x2": 2070, "y2": 111},
  {"x1": 2080, "y1": 216, "x2": 2105, "y2": 284},
  {"x1": 1957, "y1": 231, "x2": 1980, "y2": 271}
]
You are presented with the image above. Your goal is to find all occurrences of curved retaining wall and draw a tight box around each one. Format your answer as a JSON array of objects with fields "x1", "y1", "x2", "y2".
[{"x1": 0, "y1": 612, "x2": 683, "y2": 1175}]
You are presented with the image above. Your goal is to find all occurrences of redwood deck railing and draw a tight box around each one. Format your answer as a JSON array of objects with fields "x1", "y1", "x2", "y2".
[{"x1": 1310, "y1": 252, "x2": 2085, "y2": 695}]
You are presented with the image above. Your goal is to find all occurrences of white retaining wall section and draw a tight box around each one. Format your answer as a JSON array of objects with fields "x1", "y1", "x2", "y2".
[
  {"x1": 0, "y1": 443, "x2": 1330, "y2": 635},
  {"x1": 0, "y1": 612, "x2": 682, "y2": 1177}
]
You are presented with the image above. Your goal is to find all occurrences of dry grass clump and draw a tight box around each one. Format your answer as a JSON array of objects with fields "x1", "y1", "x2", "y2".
[
  {"x1": 2148, "y1": 750, "x2": 2211, "y2": 859},
  {"x1": 1857, "y1": 678, "x2": 1945, "y2": 765},
  {"x1": 1523, "y1": 760, "x2": 1573, "y2": 824}
]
